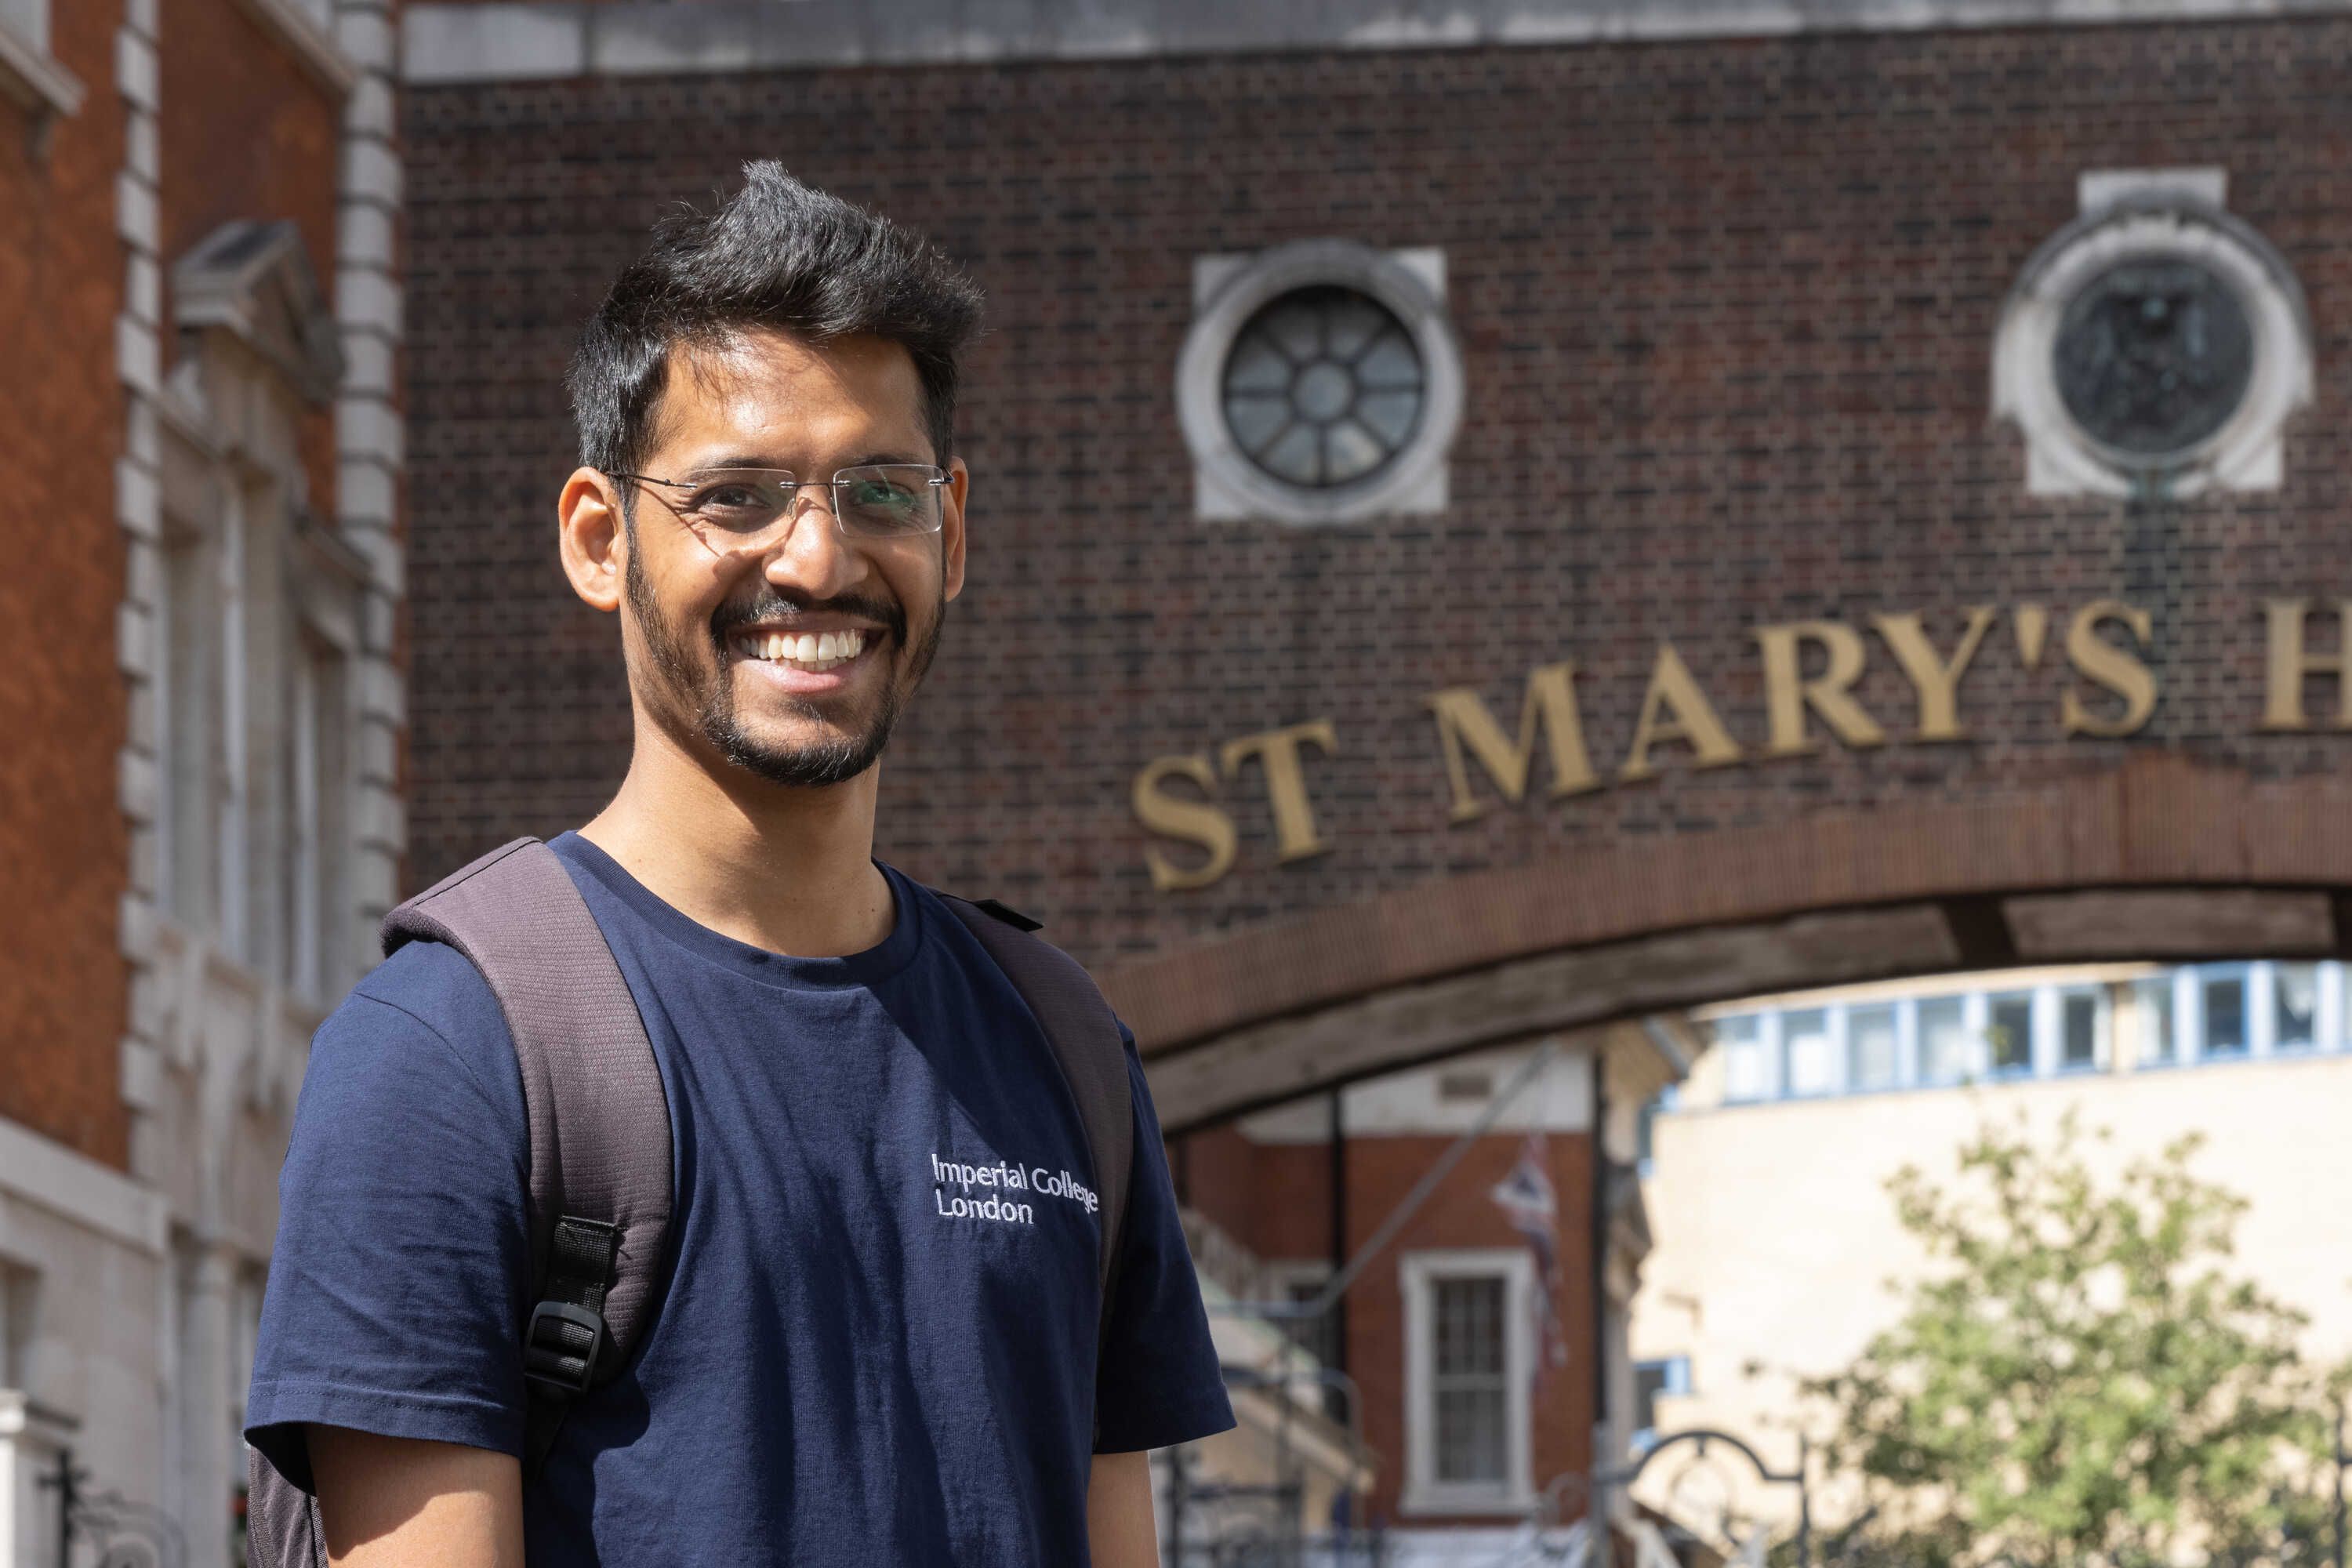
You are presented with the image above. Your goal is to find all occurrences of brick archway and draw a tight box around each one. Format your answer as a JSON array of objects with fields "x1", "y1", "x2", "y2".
[{"x1": 1109, "y1": 753, "x2": 2352, "y2": 1131}]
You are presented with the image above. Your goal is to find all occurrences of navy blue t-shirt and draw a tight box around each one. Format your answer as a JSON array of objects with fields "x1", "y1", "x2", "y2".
[{"x1": 246, "y1": 833, "x2": 1232, "y2": 1563}]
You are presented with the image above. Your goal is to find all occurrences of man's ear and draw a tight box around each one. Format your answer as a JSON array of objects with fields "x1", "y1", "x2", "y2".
[
  {"x1": 941, "y1": 456, "x2": 970, "y2": 603},
  {"x1": 560, "y1": 468, "x2": 626, "y2": 613}
]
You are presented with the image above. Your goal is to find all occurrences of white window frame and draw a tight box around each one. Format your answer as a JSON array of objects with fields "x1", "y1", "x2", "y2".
[
  {"x1": 1400, "y1": 1248, "x2": 1536, "y2": 1517},
  {"x1": 1178, "y1": 240, "x2": 1464, "y2": 525}
]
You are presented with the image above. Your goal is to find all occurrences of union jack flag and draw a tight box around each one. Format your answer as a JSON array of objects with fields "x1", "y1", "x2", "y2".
[{"x1": 1489, "y1": 1131, "x2": 1570, "y2": 1381}]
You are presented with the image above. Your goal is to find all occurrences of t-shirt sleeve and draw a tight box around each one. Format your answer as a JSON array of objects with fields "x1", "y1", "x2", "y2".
[
  {"x1": 1091, "y1": 1023, "x2": 1236, "y2": 1454},
  {"x1": 245, "y1": 943, "x2": 533, "y2": 1487}
]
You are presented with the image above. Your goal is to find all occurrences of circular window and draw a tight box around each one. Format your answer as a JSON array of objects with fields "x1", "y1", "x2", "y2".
[
  {"x1": 1220, "y1": 286, "x2": 1427, "y2": 489},
  {"x1": 1991, "y1": 195, "x2": 2312, "y2": 499},
  {"x1": 2053, "y1": 257, "x2": 2256, "y2": 459}
]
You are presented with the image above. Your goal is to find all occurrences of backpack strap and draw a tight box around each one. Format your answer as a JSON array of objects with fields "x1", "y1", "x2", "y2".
[
  {"x1": 382, "y1": 837, "x2": 671, "y2": 1481},
  {"x1": 939, "y1": 897, "x2": 1134, "y2": 1374}
]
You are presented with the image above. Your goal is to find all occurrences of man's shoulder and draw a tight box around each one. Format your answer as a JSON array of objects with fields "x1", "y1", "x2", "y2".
[{"x1": 310, "y1": 939, "x2": 519, "y2": 1108}]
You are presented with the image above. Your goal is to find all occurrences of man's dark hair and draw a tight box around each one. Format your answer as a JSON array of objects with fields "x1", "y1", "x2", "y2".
[{"x1": 569, "y1": 162, "x2": 984, "y2": 480}]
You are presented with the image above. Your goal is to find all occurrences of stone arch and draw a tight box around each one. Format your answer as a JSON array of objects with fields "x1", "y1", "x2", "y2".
[{"x1": 1111, "y1": 753, "x2": 2352, "y2": 1131}]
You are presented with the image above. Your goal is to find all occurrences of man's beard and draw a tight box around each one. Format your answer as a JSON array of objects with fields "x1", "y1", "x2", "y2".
[{"x1": 626, "y1": 546, "x2": 942, "y2": 789}]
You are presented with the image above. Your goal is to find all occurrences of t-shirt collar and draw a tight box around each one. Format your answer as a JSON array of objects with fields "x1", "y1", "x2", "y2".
[{"x1": 552, "y1": 829, "x2": 925, "y2": 990}]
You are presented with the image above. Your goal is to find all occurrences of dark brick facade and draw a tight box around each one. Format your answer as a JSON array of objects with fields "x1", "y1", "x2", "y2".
[{"x1": 402, "y1": 19, "x2": 2352, "y2": 1003}]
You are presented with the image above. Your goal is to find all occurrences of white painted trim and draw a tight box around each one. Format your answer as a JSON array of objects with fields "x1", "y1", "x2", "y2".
[
  {"x1": 1991, "y1": 181, "x2": 2314, "y2": 499},
  {"x1": 0, "y1": 1115, "x2": 167, "y2": 1256},
  {"x1": 403, "y1": 0, "x2": 2352, "y2": 84},
  {"x1": 1178, "y1": 240, "x2": 1461, "y2": 525},
  {"x1": 230, "y1": 0, "x2": 358, "y2": 96},
  {"x1": 1399, "y1": 1247, "x2": 1537, "y2": 1518},
  {"x1": 0, "y1": 16, "x2": 81, "y2": 120}
]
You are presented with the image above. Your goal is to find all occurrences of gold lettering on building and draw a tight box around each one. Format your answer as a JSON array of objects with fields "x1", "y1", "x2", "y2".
[
  {"x1": 1424, "y1": 662, "x2": 1599, "y2": 824},
  {"x1": 2259, "y1": 598, "x2": 2352, "y2": 731},
  {"x1": 1872, "y1": 607, "x2": 1995, "y2": 742},
  {"x1": 1621, "y1": 644, "x2": 1742, "y2": 782},
  {"x1": 2060, "y1": 599, "x2": 2158, "y2": 739},
  {"x1": 1123, "y1": 599, "x2": 2340, "y2": 891},
  {"x1": 1755, "y1": 620, "x2": 1886, "y2": 758},
  {"x1": 1220, "y1": 720, "x2": 1339, "y2": 864},
  {"x1": 1132, "y1": 753, "x2": 1236, "y2": 892}
]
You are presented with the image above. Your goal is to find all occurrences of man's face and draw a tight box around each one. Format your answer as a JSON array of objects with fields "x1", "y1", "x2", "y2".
[{"x1": 615, "y1": 328, "x2": 967, "y2": 789}]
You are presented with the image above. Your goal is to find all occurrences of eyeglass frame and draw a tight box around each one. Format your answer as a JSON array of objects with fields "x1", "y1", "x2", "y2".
[{"x1": 602, "y1": 463, "x2": 955, "y2": 546}]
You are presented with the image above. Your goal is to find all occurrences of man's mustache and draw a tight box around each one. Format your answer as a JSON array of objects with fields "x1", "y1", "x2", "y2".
[{"x1": 710, "y1": 590, "x2": 906, "y2": 648}]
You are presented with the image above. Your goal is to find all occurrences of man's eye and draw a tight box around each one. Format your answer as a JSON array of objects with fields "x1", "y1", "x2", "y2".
[
  {"x1": 846, "y1": 481, "x2": 914, "y2": 510},
  {"x1": 687, "y1": 482, "x2": 779, "y2": 525}
]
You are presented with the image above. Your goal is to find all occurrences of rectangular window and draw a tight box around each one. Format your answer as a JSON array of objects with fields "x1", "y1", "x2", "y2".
[
  {"x1": 1632, "y1": 1356, "x2": 1692, "y2": 1449},
  {"x1": 1920, "y1": 996, "x2": 1969, "y2": 1084},
  {"x1": 1717, "y1": 1015, "x2": 1769, "y2": 1103},
  {"x1": 1783, "y1": 1009, "x2": 1833, "y2": 1097},
  {"x1": 2276, "y1": 963, "x2": 2318, "y2": 1052},
  {"x1": 1403, "y1": 1251, "x2": 1530, "y2": 1512},
  {"x1": 2136, "y1": 977, "x2": 2177, "y2": 1065},
  {"x1": 2204, "y1": 971, "x2": 2249, "y2": 1056},
  {"x1": 1988, "y1": 992, "x2": 2034, "y2": 1076},
  {"x1": 2060, "y1": 991, "x2": 2100, "y2": 1070},
  {"x1": 1432, "y1": 1276, "x2": 1507, "y2": 1483},
  {"x1": 1848, "y1": 1005, "x2": 1899, "y2": 1092}
]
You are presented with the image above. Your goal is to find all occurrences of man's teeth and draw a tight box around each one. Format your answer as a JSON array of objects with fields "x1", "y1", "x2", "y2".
[{"x1": 738, "y1": 629, "x2": 870, "y2": 670}]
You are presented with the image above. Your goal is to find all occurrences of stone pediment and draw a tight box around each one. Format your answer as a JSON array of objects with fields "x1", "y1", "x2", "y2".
[{"x1": 171, "y1": 220, "x2": 344, "y2": 405}]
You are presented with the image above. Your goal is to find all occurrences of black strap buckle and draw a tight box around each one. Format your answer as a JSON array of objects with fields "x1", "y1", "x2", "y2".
[{"x1": 522, "y1": 1300, "x2": 608, "y2": 1400}]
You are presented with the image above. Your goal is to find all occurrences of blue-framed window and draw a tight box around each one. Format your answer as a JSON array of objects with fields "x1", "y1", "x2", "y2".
[
  {"x1": 1632, "y1": 1356, "x2": 1693, "y2": 1451},
  {"x1": 2199, "y1": 967, "x2": 2251, "y2": 1058}
]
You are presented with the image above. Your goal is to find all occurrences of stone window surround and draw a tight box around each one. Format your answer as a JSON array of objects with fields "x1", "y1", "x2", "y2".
[
  {"x1": 1991, "y1": 168, "x2": 2314, "y2": 499},
  {"x1": 0, "y1": 0, "x2": 82, "y2": 126},
  {"x1": 1178, "y1": 240, "x2": 1464, "y2": 525},
  {"x1": 1399, "y1": 1247, "x2": 1538, "y2": 1519}
]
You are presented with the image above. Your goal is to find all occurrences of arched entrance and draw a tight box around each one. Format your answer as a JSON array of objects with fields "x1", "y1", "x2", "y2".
[{"x1": 1113, "y1": 753, "x2": 2352, "y2": 1131}]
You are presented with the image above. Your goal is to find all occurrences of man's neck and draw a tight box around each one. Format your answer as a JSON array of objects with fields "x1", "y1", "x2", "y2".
[{"x1": 578, "y1": 723, "x2": 898, "y2": 960}]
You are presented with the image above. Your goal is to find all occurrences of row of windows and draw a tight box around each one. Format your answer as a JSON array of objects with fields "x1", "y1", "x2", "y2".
[{"x1": 1700, "y1": 962, "x2": 2344, "y2": 1109}]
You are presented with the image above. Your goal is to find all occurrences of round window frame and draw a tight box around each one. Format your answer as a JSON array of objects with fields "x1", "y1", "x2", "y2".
[
  {"x1": 1178, "y1": 240, "x2": 1465, "y2": 524},
  {"x1": 1994, "y1": 199, "x2": 2311, "y2": 496}
]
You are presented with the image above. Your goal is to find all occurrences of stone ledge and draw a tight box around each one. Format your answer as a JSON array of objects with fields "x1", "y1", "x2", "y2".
[{"x1": 405, "y1": 0, "x2": 2352, "y2": 84}]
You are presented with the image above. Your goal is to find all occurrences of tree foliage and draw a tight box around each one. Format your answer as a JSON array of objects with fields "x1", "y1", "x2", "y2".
[{"x1": 1801, "y1": 1114, "x2": 2339, "y2": 1568}]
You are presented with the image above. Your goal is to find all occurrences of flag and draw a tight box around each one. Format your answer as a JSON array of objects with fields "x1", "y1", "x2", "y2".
[{"x1": 1490, "y1": 1130, "x2": 1570, "y2": 1378}]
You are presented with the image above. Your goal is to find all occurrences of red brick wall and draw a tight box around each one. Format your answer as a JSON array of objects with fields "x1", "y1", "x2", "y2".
[
  {"x1": 1188, "y1": 1127, "x2": 1599, "y2": 1524},
  {"x1": 401, "y1": 20, "x2": 2352, "y2": 979},
  {"x1": 0, "y1": 1, "x2": 132, "y2": 1165},
  {"x1": 159, "y1": 0, "x2": 343, "y2": 516}
]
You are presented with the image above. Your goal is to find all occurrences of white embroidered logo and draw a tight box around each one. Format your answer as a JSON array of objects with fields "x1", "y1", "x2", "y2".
[{"x1": 930, "y1": 1152, "x2": 1098, "y2": 1228}]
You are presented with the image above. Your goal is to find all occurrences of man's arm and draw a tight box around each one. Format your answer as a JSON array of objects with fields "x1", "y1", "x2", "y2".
[
  {"x1": 1086, "y1": 1450, "x2": 1158, "y2": 1568},
  {"x1": 308, "y1": 1426, "x2": 524, "y2": 1568}
]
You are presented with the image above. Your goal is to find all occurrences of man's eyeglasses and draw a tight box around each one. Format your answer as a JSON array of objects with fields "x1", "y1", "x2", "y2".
[{"x1": 607, "y1": 464, "x2": 949, "y2": 550}]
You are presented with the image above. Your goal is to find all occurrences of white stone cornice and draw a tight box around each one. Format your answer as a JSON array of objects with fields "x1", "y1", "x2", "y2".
[{"x1": 405, "y1": 0, "x2": 2352, "y2": 83}]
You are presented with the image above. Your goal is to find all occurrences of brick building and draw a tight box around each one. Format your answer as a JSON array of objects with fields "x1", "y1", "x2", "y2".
[
  {"x1": 390, "y1": 0, "x2": 2352, "y2": 1556},
  {"x1": 0, "y1": 0, "x2": 403, "y2": 1561}
]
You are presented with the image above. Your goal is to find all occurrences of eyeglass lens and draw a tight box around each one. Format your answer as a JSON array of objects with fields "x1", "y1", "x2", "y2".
[{"x1": 676, "y1": 465, "x2": 943, "y2": 543}]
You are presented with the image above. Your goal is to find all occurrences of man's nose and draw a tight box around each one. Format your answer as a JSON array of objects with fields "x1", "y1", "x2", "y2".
[{"x1": 762, "y1": 488, "x2": 864, "y2": 596}]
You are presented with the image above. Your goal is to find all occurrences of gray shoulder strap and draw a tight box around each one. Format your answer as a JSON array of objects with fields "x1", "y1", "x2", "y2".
[
  {"x1": 383, "y1": 837, "x2": 673, "y2": 1371},
  {"x1": 941, "y1": 897, "x2": 1134, "y2": 1307}
]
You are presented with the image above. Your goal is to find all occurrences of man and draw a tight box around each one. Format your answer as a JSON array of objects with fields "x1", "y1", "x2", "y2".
[{"x1": 245, "y1": 164, "x2": 1234, "y2": 1565}]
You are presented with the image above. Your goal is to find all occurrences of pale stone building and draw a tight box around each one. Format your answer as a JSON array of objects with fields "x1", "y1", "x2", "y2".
[{"x1": 1632, "y1": 960, "x2": 2352, "y2": 1537}]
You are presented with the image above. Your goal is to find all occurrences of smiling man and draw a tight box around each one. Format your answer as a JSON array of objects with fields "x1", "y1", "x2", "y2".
[{"x1": 243, "y1": 165, "x2": 1233, "y2": 1566}]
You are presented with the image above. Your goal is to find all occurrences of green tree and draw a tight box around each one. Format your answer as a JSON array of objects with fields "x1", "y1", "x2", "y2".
[{"x1": 1801, "y1": 1115, "x2": 2339, "y2": 1568}]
